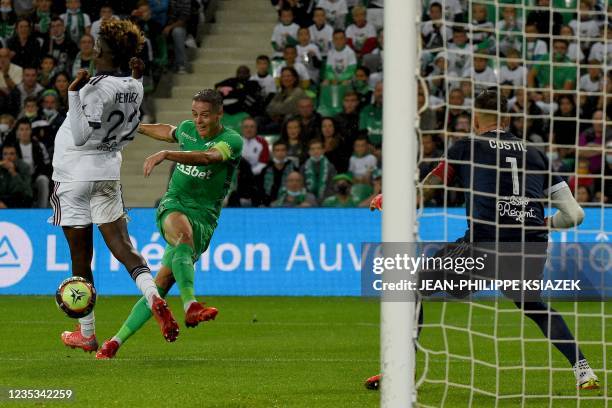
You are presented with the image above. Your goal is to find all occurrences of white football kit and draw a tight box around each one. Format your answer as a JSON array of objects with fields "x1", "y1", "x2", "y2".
[{"x1": 50, "y1": 74, "x2": 143, "y2": 226}]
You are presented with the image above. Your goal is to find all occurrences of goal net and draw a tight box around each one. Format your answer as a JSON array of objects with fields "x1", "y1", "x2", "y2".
[{"x1": 414, "y1": 0, "x2": 611, "y2": 406}]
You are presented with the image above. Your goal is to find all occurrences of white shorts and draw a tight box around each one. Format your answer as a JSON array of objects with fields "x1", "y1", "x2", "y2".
[{"x1": 49, "y1": 180, "x2": 125, "y2": 226}]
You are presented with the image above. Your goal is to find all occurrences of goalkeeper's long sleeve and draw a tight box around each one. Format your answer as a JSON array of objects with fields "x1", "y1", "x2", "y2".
[{"x1": 550, "y1": 183, "x2": 585, "y2": 228}]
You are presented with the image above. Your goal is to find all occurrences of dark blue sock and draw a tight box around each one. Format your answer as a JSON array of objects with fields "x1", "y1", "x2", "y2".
[{"x1": 515, "y1": 301, "x2": 585, "y2": 366}]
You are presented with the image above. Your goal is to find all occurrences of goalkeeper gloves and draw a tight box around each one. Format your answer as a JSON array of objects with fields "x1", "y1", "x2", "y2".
[{"x1": 370, "y1": 194, "x2": 382, "y2": 211}]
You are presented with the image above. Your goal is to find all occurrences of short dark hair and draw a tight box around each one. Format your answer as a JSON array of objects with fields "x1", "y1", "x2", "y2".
[
  {"x1": 256, "y1": 55, "x2": 270, "y2": 63},
  {"x1": 308, "y1": 138, "x2": 323, "y2": 148},
  {"x1": 474, "y1": 88, "x2": 508, "y2": 114},
  {"x1": 356, "y1": 66, "x2": 370, "y2": 76},
  {"x1": 192, "y1": 89, "x2": 224, "y2": 112},
  {"x1": 2, "y1": 142, "x2": 17, "y2": 152},
  {"x1": 15, "y1": 117, "x2": 32, "y2": 128},
  {"x1": 23, "y1": 95, "x2": 38, "y2": 105},
  {"x1": 553, "y1": 38, "x2": 569, "y2": 47},
  {"x1": 273, "y1": 139, "x2": 288, "y2": 149},
  {"x1": 333, "y1": 29, "x2": 345, "y2": 36},
  {"x1": 430, "y1": 2, "x2": 442, "y2": 11},
  {"x1": 283, "y1": 44, "x2": 296, "y2": 51}
]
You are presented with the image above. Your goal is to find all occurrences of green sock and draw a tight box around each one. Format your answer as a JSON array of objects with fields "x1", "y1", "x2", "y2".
[
  {"x1": 114, "y1": 285, "x2": 168, "y2": 345},
  {"x1": 171, "y1": 243, "x2": 196, "y2": 308}
]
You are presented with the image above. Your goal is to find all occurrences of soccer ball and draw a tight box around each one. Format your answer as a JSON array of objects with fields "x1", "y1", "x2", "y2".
[{"x1": 55, "y1": 277, "x2": 96, "y2": 318}]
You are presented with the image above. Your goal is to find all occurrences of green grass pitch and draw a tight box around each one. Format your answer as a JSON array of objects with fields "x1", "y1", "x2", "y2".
[{"x1": 0, "y1": 296, "x2": 608, "y2": 407}]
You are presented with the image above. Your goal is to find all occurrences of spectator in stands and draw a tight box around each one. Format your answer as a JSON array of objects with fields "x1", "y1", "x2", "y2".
[
  {"x1": 296, "y1": 27, "x2": 321, "y2": 84},
  {"x1": 348, "y1": 136, "x2": 376, "y2": 184},
  {"x1": 271, "y1": 170, "x2": 317, "y2": 207},
  {"x1": 528, "y1": 39, "x2": 577, "y2": 90},
  {"x1": 0, "y1": 142, "x2": 32, "y2": 207},
  {"x1": 359, "y1": 80, "x2": 382, "y2": 148},
  {"x1": 552, "y1": 94, "x2": 578, "y2": 145},
  {"x1": 335, "y1": 90, "x2": 360, "y2": 145},
  {"x1": 260, "y1": 140, "x2": 297, "y2": 206},
  {"x1": 499, "y1": 48, "x2": 527, "y2": 87},
  {"x1": 526, "y1": 0, "x2": 563, "y2": 36},
  {"x1": 90, "y1": 4, "x2": 116, "y2": 41},
  {"x1": 602, "y1": 140, "x2": 612, "y2": 202},
  {"x1": 251, "y1": 55, "x2": 276, "y2": 104},
  {"x1": 446, "y1": 87, "x2": 468, "y2": 130},
  {"x1": 445, "y1": 26, "x2": 472, "y2": 78},
  {"x1": 470, "y1": 3, "x2": 494, "y2": 53},
  {"x1": 363, "y1": 29, "x2": 383, "y2": 79},
  {"x1": 465, "y1": 53, "x2": 497, "y2": 93},
  {"x1": 345, "y1": 5, "x2": 377, "y2": 59},
  {"x1": 273, "y1": 0, "x2": 315, "y2": 28},
  {"x1": 19, "y1": 95, "x2": 40, "y2": 120},
  {"x1": 226, "y1": 158, "x2": 259, "y2": 207},
  {"x1": 587, "y1": 22, "x2": 612, "y2": 63},
  {"x1": 418, "y1": 133, "x2": 443, "y2": 177},
  {"x1": 215, "y1": 65, "x2": 264, "y2": 117},
  {"x1": 578, "y1": 109, "x2": 607, "y2": 175},
  {"x1": 569, "y1": 0, "x2": 601, "y2": 48},
  {"x1": 276, "y1": 45, "x2": 310, "y2": 89},
  {"x1": 309, "y1": 7, "x2": 333, "y2": 58},
  {"x1": 51, "y1": 70, "x2": 69, "y2": 112},
  {"x1": 575, "y1": 185, "x2": 592, "y2": 205},
  {"x1": 323, "y1": 29, "x2": 357, "y2": 85},
  {"x1": 38, "y1": 54, "x2": 56, "y2": 88},
  {"x1": 271, "y1": 8, "x2": 299, "y2": 59},
  {"x1": 30, "y1": 0, "x2": 52, "y2": 40},
  {"x1": 579, "y1": 66, "x2": 603, "y2": 93},
  {"x1": 302, "y1": 138, "x2": 336, "y2": 203},
  {"x1": 498, "y1": 6, "x2": 522, "y2": 56},
  {"x1": 358, "y1": 166, "x2": 381, "y2": 207},
  {"x1": 0, "y1": 113, "x2": 14, "y2": 144},
  {"x1": 266, "y1": 67, "x2": 306, "y2": 128},
  {"x1": 316, "y1": 0, "x2": 347, "y2": 30},
  {"x1": 559, "y1": 25, "x2": 584, "y2": 63},
  {"x1": 352, "y1": 66, "x2": 372, "y2": 108},
  {"x1": 163, "y1": 0, "x2": 190, "y2": 74},
  {"x1": 71, "y1": 33, "x2": 94, "y2": 77},
  {"x1": 14, "y1": 118, "x2": 49, "y2": 207},
  {"x1": 37, "y1": 89, "x2": 63, "y2": 154},
  {"x1": 427, "y1": 0, "x2": 463, "y2": 23},
  {"x1": 44, "y1": 17, "x2": 78, "y2": 73},
  {"x1": 0, "y1": 47, "x2": 20, "y2": 103},
  {"x1": 280, "y1": 115, "x2": 306, "y2": 165},
  {"x1": 0, "y1": 0, "x2": 17, "y2": 42},
  {"x1": 60, "y1": 0, "x2": 91, "y2": 44},
  {"x1": 422, "y1": 2, "x2": 449, "y2": 51},
  {"x1": 7, "y1": 17, "x2": 42, "y2": 68},
  {"x1": 240, "y1": 116, "x2": 269, "y2": 176},
  {"x1": 321, "y1": 116, "x2": 348, "y2": 172},
  {"x1": 297, "y1": 96, "x2": 321, "y2": 140},
  {"x1": 323, "y1": 173, "x2": 357, "y2": 207},
  {"x1": 523, "y1": 21, "x2": 547, "y2": 61},
  {"x1": 12, "y1": 67, "x2": 42, "y2": 111},
  {"x1": 149, "y1": 0, "x2": 169, "y2": 28}
]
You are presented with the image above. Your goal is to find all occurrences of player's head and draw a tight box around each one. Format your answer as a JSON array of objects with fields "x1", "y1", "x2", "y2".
[
  {"x1": 473, "y1": 88, "x2": 508, "y2": 134},
  {"x1": 192, "y1": 89, "x2": 223, "y2": 138},
  {"x1": 95, "y1": 19, "x2": 144, "y2": 72}
]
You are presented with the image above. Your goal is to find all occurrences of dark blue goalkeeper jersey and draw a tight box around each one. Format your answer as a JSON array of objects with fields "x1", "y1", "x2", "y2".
[{"x1": 432, "y1": 131, "x2": 565, "y2": 242}]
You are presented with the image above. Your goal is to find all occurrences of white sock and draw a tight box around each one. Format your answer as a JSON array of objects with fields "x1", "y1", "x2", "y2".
[
  {"x1": 184, "y1": 300, "x2": 197, "y2": 312},
  {"x1": 135, "y1": 273, "x2": 159, "y2": 308},
  {"x1": 79, "y1": 311, "x2": 95, "y2": 337},
  {"x1": 110, "y1": 336, "x2": 122, "y2": 346},
  {"x1": 573, "y1": 359, "x2": 595, "y2": 381}
]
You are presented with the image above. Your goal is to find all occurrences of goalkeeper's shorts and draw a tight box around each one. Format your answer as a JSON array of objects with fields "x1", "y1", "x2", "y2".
[
  {"x1": 417, "y1": 238, "x2": 547, "y2": 301},
  {"x1": 156, "y1": 193, "x2": 216, "y2": 263}
]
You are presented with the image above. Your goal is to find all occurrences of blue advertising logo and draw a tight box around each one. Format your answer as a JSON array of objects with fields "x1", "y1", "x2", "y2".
[{"x1": 0, "y1": 221, "x2": 33, "y2": 288}]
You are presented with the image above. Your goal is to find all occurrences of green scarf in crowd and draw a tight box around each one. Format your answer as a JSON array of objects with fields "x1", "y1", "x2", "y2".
[
  {"x1": 65, "y1": 10, "x2": 85, "y2": 43},
  {"x1": 36, "y1": 11, "x2": 50, "y2": 33},
  {"x1": 304, "y1": 156, "x2": 331, "y2": 200}
]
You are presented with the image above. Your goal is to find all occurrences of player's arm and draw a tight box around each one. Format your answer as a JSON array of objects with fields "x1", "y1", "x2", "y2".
[
  {"x1": 67, "y1": 69, "x2": 98, "y2": 146},
  {"x1": 369, "y1": 168, "x2": 446, "y2": 211},
  {"x1": 548, "y1": 182, "x2": 585, "y2": 228},
  {"x1": 138, "y1": 123, "x2": 177, "y2": 143}
]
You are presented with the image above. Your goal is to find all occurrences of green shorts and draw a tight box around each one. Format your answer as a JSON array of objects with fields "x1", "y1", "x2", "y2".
[{"x1": 156, "y1": 193, "x2": 216, "y2": 266}]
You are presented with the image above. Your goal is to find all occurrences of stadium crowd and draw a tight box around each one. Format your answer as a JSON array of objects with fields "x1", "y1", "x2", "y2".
[
  {"x1": 1, "y1": 0, "x2": 612, "y2": 208},
  {"x1": 0, "y1": 0, "x2": 206, "y2": 208}
]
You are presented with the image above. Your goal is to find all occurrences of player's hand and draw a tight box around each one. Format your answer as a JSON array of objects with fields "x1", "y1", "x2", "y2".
[
  {"x1": 130, "y1": 57, "x2": 145, "y2": 80},
  {"x1": 69, "y1": 69, "x2": 90, "y2": 92},
  {"x1": 143, "y1": 150, "x2": 168, "y2": 177},
  {"x1": 0, "y1": 200, "x2": 6, "y2": 209},
  {"x1": 369, "y1": 194, "x2": 382, "y2": 211}
]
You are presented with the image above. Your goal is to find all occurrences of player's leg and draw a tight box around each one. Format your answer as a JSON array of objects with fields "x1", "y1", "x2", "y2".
[
  {"x1": 161, "y1": 211, "x2": 218, "y2": 327},
  {"x1": 97, "y1": 264, "x2": 176, "y2": 359},
  {"x1": 514, "y1": 300, "x2": 599, "y2": 389},
  {"x1": 53, "y1": 181, "x2": 99, "y2": 351},
  {"x1": 93, "y1": 181, "x2": 178, "y2": 342}
]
